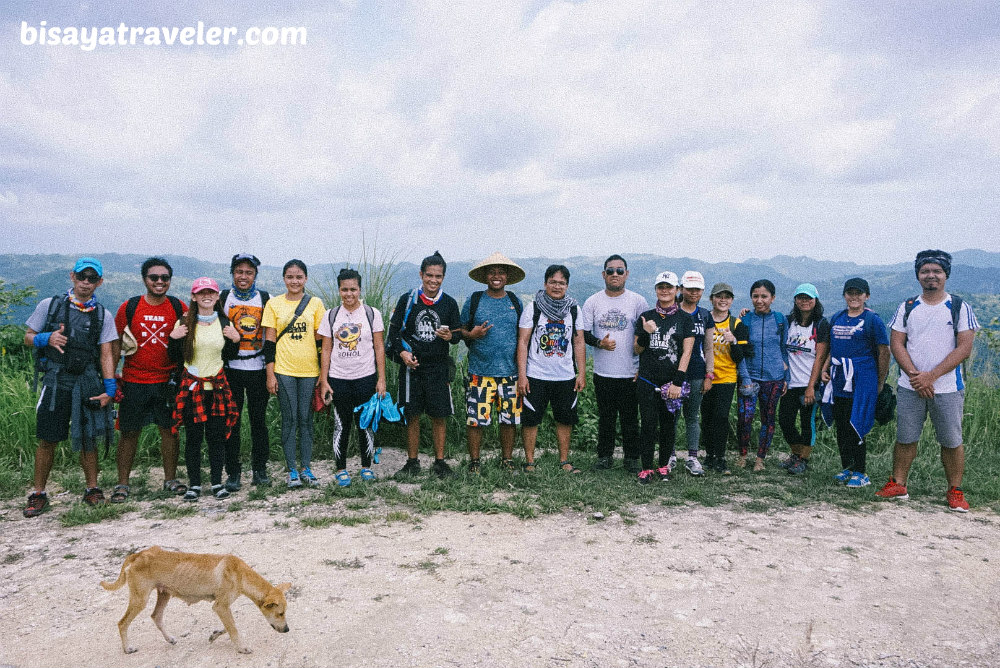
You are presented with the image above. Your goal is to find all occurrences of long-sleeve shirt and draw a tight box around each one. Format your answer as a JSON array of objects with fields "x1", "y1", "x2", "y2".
[{"x1": 737, "y1": 310, "x2": 790, "y2": 383}]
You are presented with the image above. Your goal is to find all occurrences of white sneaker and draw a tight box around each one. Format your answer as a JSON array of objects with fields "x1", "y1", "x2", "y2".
[
  {"x1": 685, "y1": 457, "x2": 704, "y2": 476},
  {"x1": 667, "y1": 454, "x2": 677, "y2": 470}
]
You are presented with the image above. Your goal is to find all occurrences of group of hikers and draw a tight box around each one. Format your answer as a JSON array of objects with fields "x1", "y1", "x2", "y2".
[{"x1": 20, "y1": 248, "x2": 979, "y2": 517}]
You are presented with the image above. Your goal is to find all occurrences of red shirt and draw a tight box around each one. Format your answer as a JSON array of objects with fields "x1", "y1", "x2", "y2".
[{"x1": 115, "y1": 296, "x2": 188, "y2": 384}]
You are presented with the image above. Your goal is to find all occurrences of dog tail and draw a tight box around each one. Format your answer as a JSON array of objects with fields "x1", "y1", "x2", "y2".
[{"x1": 100, "y1": 552, "x2": 139, "y2": 591}]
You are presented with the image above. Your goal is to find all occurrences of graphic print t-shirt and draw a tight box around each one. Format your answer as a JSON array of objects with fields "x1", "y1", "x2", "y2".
[
  {"x1": 317, "y1": 304, "x2": 385, "y2": 380},
  {"x1": 681, "y1": 305, "x2": 715, "y2": 381},
  {"x1": 519, "y1": 303, "x2": 583, "y2": 382},
  {"x1": 261, "y1": 294, "x2": 326, "y2": 377},
  {"x1": 115, "y1": 296, "x2": 189, "y2": 384},
  {"x1": 711, "y1": 315, "x2": 741, "y2": 384},
  {"x1": 889, "y1": 295, "x2": 979, "y2": 394},
  {"x1": 829, "y1": 309, "x2": 889, "y2": 397},
  {"x1": 223, "y1": 291, "x2": 266, "y2": 372},
  {"x1": 387, "y1": 291, "x2": 462, "y2": 368},
  {"x1": 635, "y1": 309, "x2": 696, "y2": 386},
  {"x1": 581, "y1": 289, "x2": 648, "y2": 378},
  {"x1": 786, "y1": 318, "x2": 831, "y2": 388}
]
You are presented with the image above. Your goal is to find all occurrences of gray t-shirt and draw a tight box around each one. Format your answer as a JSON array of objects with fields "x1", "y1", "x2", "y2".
[
  {"x1": 581, "y1": 289, "x2": 648, "y2": 378},
  {"x1": 26, "y1": 296, "x2": 119, "y2": 345}
]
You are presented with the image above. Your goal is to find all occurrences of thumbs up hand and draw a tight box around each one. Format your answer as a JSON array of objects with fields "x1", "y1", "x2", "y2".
[
  {"x1": 49, "y1": 324, "x2": 68, "y2": 352},
  {"x1": 642, "y1": 317, "x2": 657, "y2": 334}
]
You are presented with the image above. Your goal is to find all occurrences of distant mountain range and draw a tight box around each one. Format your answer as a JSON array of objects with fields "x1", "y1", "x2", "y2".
[{"x1": 3, "y1": 250, "x2": 1000, "y2": 327}]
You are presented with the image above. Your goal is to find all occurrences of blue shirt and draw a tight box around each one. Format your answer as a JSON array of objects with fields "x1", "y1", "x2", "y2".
[
  {"x1": 829, "y1": 309, "x2": 888, "y2": 397},
  {"x1": 460, "y1": 292, "x2": 520, "y2": 377}
]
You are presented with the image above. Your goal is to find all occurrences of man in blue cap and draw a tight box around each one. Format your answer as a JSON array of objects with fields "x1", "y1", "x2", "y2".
[{"x1": 22, "y1": 258, "x2": 119, "y2": 517}]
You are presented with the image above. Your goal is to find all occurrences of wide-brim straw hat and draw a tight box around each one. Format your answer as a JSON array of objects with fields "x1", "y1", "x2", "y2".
[{"x1": 468, "y1": 252, "x2": 526, "y2": 285}]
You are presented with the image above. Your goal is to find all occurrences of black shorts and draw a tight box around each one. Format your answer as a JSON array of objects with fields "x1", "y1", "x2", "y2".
[
  {"x1": 521, "y1": 378, "x2": 579, "y2": 427},
  {"x1": 397, "y1": 364, "x2": 454, "y2": 419},
  {"x1": 118, "y1": 380, "x2": 174, "y2": 433},
  {"x1": 36, "y1": 385, "x2": 76, "y2": 446}
]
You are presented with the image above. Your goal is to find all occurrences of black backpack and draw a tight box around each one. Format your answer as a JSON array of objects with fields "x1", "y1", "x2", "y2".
[
  {"x1": 125, "y1": 294, "x2": 185, "y2": 331},
  {"x1": 327, "y1": 303, "x2": 377, "y2": 356},
  {"x1": 901, "y1": 294, "x2": 964, "y2": 341},
  {"x1": 33, "y1": 295, "x2": 106, "y2": 391}
]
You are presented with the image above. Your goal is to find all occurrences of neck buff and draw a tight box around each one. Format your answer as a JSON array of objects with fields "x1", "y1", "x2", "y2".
[
  {"x1": 231, "y1": 280, "x2": 258, "y2": 301},
  {"x1": 197, "y1": 312, "x2": 219, "y2": 324},
  {"x1": 655, "y1": 303, "x2": 679, "y2": 317},
  {"x1": 66, "y1": 288, "x2": 97, "y2": 312},
  {"x1": 418, "y1": 289, "x2": 442, "y2": 305},
  {"x1": 534, "y1": 290, "x2": 577, "y2": 322}
]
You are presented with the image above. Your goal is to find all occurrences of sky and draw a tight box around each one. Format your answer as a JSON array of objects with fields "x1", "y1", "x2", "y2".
[{"x1": 1, "y1": 0, "x2": 998, "y2": 268}]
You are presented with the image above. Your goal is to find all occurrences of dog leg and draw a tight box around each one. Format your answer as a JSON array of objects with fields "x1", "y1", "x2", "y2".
[
  {"x1": 150, "y1": 590, "x2": 177, "y2": 645},
  {"x1": 212, "y1": 600, "x2": 251, "y2": 654},
  {"x1": 118, "y1": 585, "x2": 151, "y2": 654}
]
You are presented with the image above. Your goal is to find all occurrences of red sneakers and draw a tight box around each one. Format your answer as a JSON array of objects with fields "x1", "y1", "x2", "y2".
[
  {"x1": 946, "y1": 487, "x2": 969, "y2": 513},
  {"x1": 875, "y1": 478, "x2": 909, "y2": 500}
]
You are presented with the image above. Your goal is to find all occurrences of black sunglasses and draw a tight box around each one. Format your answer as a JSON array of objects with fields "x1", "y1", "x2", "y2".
[
  {"x1": 76, "y1": 272, "x2": 101, "y2": 284},
  {"x1": 604, "y1": 267, "x2": 626, "y2": 276},
  {"x1": 146, "y1": 273, "x2": 171, "y2": 282}
]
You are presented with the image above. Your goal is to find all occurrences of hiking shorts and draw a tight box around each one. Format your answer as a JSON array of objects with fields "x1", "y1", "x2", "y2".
[
  {"x1": 465, "y1": 374, "x2": 521, "y2": 427},
  {"x1": 118, "y1": 380, "x2": 174, "y2": 433},
  {"x1": 896, "y1": 386, "x2": 965, "y2": 448},
  {"x1": 521, "y1": 378, "x2": 579, "y2": 427},
  {"x1": 35, "y1": 385, "x2": 76, "y2": 446},
  {"x1": 398, "y1": 364, "x2": 453, "y2": 420}
]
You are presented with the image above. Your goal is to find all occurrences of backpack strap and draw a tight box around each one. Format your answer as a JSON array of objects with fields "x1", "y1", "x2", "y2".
[
  {"x1": 166, "y1": 295, "x2": 184, "y2": 321},
  {"x1": 949, "y1": 295, "x2": 963, "y2": 340},
  {"x1": 124, "y1": 295, "x2": 142, "y2": 328},
  {"x1": 260, "y1": 290, "x2": 270, "y2": 308},
  {"x1": 219, "y1": 289, "x2": 230, "y2": 308},
  {"x1": 466, "y1": 291, "x2": 485, "y2": 329},
  {"x1": 508, "y1": 292, "x2": 523, "y2": 321}
]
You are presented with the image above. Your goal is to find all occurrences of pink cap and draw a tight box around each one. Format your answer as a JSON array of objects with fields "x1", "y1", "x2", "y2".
[{"x1": 191, "y1": 277, "x2": 220, "y2": 294}]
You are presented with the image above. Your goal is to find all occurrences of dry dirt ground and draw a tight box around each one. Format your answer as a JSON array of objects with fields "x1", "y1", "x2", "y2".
[{"x1": 2, "y1": 461, "x2": 999, "y2": 668}]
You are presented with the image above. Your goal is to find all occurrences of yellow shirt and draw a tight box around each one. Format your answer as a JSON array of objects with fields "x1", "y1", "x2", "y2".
[
  {"x1": 711, "y1": 315, "x2": 741, "y2": 384},
  {"x1": 188, "y1": 320, "x2": 225, "y2": 389},
  {"x1": 262, "y1": 294, "x2": 326, "y2": 377}
]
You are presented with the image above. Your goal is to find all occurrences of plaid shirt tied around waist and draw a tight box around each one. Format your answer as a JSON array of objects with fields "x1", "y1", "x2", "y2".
[{"x1": 171, "y1": 368, "x2": 239, "y2": 438}]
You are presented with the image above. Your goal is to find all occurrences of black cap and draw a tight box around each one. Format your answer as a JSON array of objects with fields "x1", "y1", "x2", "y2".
[
  {"x1": 843, "y1": 277, "x2": 870, "y2": 295},
  {"x1": 231, "y1": 253, "x2": 261, "y2": 272}
]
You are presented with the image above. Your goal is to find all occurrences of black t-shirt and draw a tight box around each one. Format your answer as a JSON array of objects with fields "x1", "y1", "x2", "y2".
[
  {"x1": 387, "y1": 292, "x2": 462, "y2": 367},
  {"x1": 634, "y1": 308, "x2": 695, "y2": 385}
]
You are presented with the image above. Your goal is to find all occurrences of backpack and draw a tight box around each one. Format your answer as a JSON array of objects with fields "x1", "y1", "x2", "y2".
[
  {"x1": 328, "y1": 303, "x2": 377, "y2": 356},
  {"x1": 33, "y1": 295, "x2": 106, "y2": 391},
  {"x1": 901, "y1": 294, "x2": 964, "y2": 341},
  {"x1": 121, "y1": 295, "x2": 185, "y2": 356},
  {"x1": 465, "y1": 290, "x2": 523, "y2": 329}
]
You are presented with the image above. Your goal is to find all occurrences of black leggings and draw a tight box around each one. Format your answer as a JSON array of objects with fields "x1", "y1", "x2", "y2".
[
  {"x1": 700, "y1": 382, "x2": 735, "y2": 462},
  {"x1": 330, "y1": 374, "x2": 377, "y2": 470},
  {"x1": 184, "y1": 394, "x2": 227, "y2": 488},
  {"x1": 225, "y1": 367, "x2": 271, "y2": 475},
  {"x1": 638, "y1": 381, "x2": 678, "y2": 471},
  {"x1": 833, "y1": 395, "x2": 866, "y2": 473},
  {"x1": 778, "y1": 386, "x2": 818, "y2": 448},
  {"x1": 594, "y1": 374, "x2": 640, "y2": 460}
]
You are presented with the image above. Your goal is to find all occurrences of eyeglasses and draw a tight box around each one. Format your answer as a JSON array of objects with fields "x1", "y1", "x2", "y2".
[
  {"x1": 546, "y1": 279, "x2": 568, "y2": 287},
  {"x1": 604, "y1": 267, "x2": 626, "y2": 276},
  {"x1": 76, "y1": 273, "x2": 101, "y2": 284},
  {"x1": 146, "y1": 274, "x2": 171, "y2": 283}
]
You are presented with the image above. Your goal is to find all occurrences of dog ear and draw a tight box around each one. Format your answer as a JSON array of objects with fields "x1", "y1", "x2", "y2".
[
  {"x1": 276, "y1": 582, "x2": 292, "y2": 594},
  {"x1": 263, "y1": 601, "x2": 278, "y2": 610}
]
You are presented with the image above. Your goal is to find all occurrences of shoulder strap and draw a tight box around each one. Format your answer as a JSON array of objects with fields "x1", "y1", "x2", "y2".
[
  {"x1": 466, "y1": 291, "x2": 484, "y2": 329},
  {"x1": 508, "y1": 292, "x2": 523, "y2": 320},
  {"x1": 259, "y1": 290, "x2": 270, "y2": 308},
  {"x1": 328, "y1": 305, "x2": 341, "y2": 334},
  {"x1": 531, "y1": 301, "x2": 541, "y2": 330},
  {"x1": 902, "y1": 296, "x2": 919, "y2": 328},
  {"x1": 364, "y1": 304, "x2": 377, "y2": 355},
  {"x1": 219, "y1": 289, "x2": 230, "y2": 307},
  {"x1": 125, "y1": 295, "x2": 142, "y2": 328},
  {"x1": 276, "y1": 295, "x2": 312, "y2": 342},
  {"x1": 570, "y1": 304, "x2": 578, "y2": 329},
  {"x1": 949, "y1": 295, "x2": 963, "y2": 339},
  {"x1": 167, "y1": 295, "x2": 184, "y2": 321},
  {"x1": 42, "y1": 294, "x2": 64, "y2": 332}
]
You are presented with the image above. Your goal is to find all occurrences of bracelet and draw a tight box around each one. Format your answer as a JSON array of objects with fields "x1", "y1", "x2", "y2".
[{"x1": 705, "y1": 372, "x2": 716, "y2": 380}]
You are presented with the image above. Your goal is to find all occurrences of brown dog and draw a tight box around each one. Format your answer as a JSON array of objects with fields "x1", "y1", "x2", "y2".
[{"x1": 100, "y1": 546, "x2": 290, "y2": 654}]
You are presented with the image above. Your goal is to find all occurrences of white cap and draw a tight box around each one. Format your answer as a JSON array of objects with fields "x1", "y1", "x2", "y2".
[
  {"x1": 680, "y1": 271, "x2": 705, "y2": 289},
  {"x1": 654, "y1": 271, "x2": 679, "y2": 286}
]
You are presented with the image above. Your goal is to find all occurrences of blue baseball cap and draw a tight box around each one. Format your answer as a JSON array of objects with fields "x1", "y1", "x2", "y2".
[
  {"x1": 793, "y1": 283, "x2": 819, "y2": 299},
  {"x1": 73, "y1": 257, "x2": 103, "y2": 277}
]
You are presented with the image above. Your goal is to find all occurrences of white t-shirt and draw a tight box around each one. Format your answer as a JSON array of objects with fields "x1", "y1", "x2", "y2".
[
  {"x1": 318, "y1": 303, "x2": 385, "y2": 380},
  {"x1": 581, "y1": 289, "x2": 648, "y2": 378},
  {"x1": 889, "y1": 294, "x2": 979, "y2": 394},
  {"x1": 519, "y1": 302, "x2": 584, "y2": 382},
  {"x1": 786, "y1": 319, "x2": 831, "y2": 388}
]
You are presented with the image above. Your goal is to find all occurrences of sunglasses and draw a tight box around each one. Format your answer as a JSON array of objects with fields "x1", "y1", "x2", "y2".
[
  {"x1": 604, "y1": 267, "x2": 626, "y2": 276},
  {"x1": 76, "y1": 273, "x2": 101, "y2": 284},
  {"x1": 146, "y1": 274, "x2": 171, "y2": 282}
]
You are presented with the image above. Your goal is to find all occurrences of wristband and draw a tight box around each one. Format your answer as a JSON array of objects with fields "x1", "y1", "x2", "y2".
[
  {"x1": 263, "y1": 339, "x2": 277, "y2": 365},
  {"x1": 103, "y1": 378, "x2": 117, "y2": 397},
  {"x1": 34, "y1": 332, "x2": 51, "y2": 348},
  {"x1": 705, "y1": 372, "x2": 716, "y2": 380}
]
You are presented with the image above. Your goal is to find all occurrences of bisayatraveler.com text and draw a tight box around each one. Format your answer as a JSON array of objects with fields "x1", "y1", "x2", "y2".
[{"x1": 19, "y1": 21, "x2": 307, "y2": 51}]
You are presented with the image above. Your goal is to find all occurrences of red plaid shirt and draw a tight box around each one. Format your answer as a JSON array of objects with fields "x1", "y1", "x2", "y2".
[{"x1": 171, "y1": 368, "x2": 239, "y2": 438}]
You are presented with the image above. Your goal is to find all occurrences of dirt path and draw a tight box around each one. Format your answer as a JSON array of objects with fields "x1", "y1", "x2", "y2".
[{"x1": 2, "y1": 491, "x2": 999, "y2": 668}]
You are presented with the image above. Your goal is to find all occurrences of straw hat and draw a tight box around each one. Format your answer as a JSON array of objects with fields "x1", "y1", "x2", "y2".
[{"x1": 468, "y1": 252, "x2": 525, "y2": 285}]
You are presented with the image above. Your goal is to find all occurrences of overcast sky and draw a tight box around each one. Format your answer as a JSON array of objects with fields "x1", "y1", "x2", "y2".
[{"x1": 2, "y1": 1, "x2": 998, "y2": 267}]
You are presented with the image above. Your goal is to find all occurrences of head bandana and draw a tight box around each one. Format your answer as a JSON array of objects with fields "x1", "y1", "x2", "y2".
[{"x1": 914, "y1": 250, "x2": 952, "y2": 278}]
